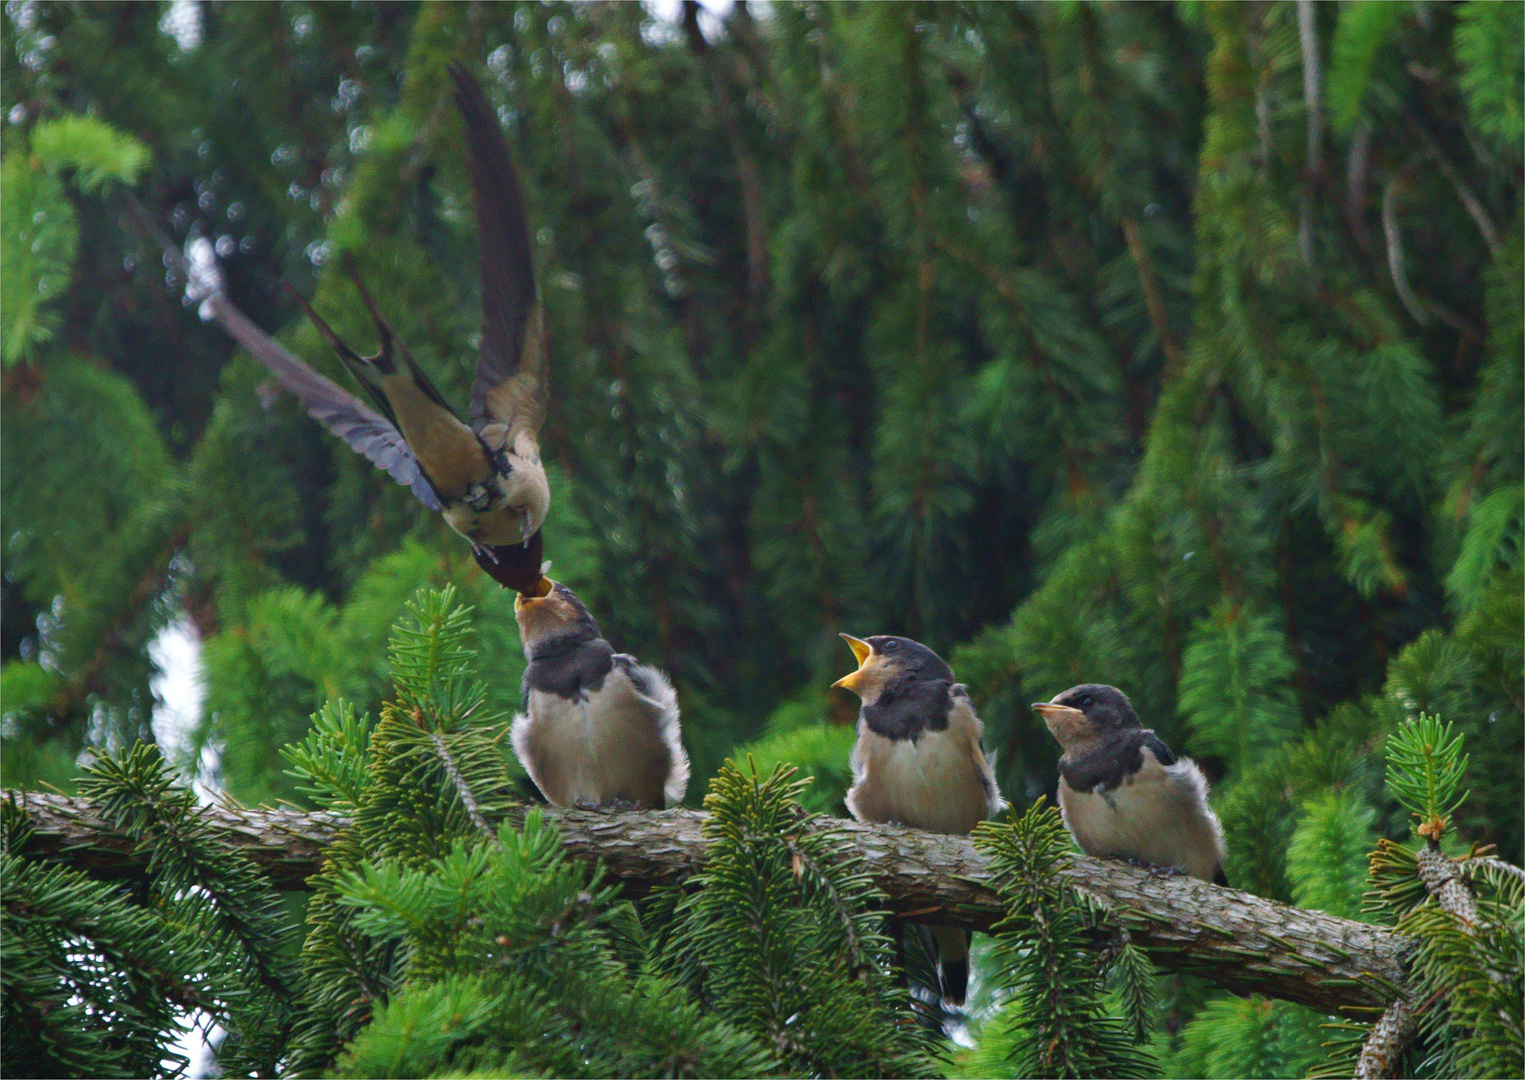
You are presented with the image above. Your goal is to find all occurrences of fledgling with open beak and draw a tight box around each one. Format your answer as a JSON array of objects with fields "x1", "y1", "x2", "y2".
[
  {"x1": 511, "y1": 578, "x2": 688, "y2": 809},
  {"x1": 1034, "y1": 684, "x2": 1227, "y2": 885},
  {"x1": 202, "y1": 64, "x2": 550, "y2": 593},
  {"x1": 834, "y1": 634, "x2": 1005, "y2": 1007}
]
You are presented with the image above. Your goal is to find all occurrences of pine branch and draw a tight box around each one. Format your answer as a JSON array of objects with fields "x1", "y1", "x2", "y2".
[
  {"x1": 427, "y1": 731, "x2": 494, "y2": 840},
  {"x1": 1120, "y1": 216, "x2": 1185, "y2": 372},
  {"x1": 1297, "y1": 0, "x2": 1324, "y2": 269},
  {"x1": 11, "y1": 790, "x2": 1412, "y2": 1018},
  {"x1": 1404, "y1": 116, "x2": 1503, "y2": 258},
  {"x1": 1381, "y1": 161, "x2": 1430, "y2": 326}
]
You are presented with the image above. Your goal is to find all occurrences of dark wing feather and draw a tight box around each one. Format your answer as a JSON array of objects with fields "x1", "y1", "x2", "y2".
[
  {"x1": 449, "y1": 63, "x2": 546, "y2": 433},
  {"x1": 207, "y1": 295, "x2": 442, "y2": 511},
  {"x1": 1139, "y1": 730, "x2": 1178, "y2": 767}
]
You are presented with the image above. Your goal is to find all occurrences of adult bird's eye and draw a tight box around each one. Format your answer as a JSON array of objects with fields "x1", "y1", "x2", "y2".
[{"x1": 1080, "y1": 695, "x2": 1094, "y2": 708}]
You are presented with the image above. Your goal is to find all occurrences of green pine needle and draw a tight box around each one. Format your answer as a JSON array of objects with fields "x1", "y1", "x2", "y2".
[
  {"x1": 973, "y1": 800, "x2": 1159, "y2": 1078},
  {"x1": 1384, "y1": 713, "x2": 1470, "y2": 839}
]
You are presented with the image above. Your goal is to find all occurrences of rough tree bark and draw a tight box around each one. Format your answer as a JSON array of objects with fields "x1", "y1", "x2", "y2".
[
  {"x1": 1354, "y1": 839, "x2": 1484, "y2": 1079},
  {"x1": 9, "y1": 790, "x2": 1411, "y2": 1020}
]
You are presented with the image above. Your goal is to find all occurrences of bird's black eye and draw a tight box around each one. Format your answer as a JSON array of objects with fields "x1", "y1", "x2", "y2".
[
  {"x1": 1080, "y1": 695, "x2": 1094, "y2": 708},
  {"x1": 882, "y1": 640, "x2": 897, "y2": 651}
]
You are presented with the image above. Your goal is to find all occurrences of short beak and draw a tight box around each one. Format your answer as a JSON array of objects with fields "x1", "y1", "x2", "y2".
[
  {"x1": 513, "y1": 576, "x2": 555, "y2": 611},
  {"x1": 832, "y1": 634, "x2": 875, "y2": 692},
  {"x1": 1031, "y1": 701, "x2": 1085, "y2": 734}
]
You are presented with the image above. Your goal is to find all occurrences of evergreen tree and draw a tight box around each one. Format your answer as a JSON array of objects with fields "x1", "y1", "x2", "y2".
[
  {"x1": 3, "y1": 2, "x2": 1520, "y2": 1077},
  {"x1": 7, "y1": 586, "x2": 1523, "y2": 1078}
]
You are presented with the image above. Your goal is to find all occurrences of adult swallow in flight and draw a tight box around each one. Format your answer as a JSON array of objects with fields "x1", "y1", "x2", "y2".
[
  {"x1": 512, "y1": 578, "x2": 688, "y2": 809},
  {"x1": 834, "y1": 633, "x2": 1005, "y2": 1006},
  {"x1": 195, "y1": 64, "x2": 550, "y2": 593},
  {"x1": 1034, "y1": 684, "x2": 1227, "y2": 885}
]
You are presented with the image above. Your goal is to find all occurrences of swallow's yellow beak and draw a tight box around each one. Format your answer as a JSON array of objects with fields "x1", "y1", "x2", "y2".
[
  {"x1": 1031, "y1": 701, "x2": 1086, "y2": 739},
  {"x1": 513, "y1": 575, "x2": 555, "y2": 612},
  {"x1": 832, "y1": 634, "x2": 876, "y2": 692}
]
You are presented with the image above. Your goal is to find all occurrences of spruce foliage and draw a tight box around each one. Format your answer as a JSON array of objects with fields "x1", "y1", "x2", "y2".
[
  {"x1": 2, "y1": 745, "x2": 294, "y2": 1078},
  {"x1": 327, "y1": 813, "x2": 773, "y2": 1079},
  {"x1": 7, "y1": 587, "x2": 1524, "y2": 1078},
  {"x1": 2, "y1": 2, "x2": 1521, "y2": 1076},
  {"x1": 962, "y1": 800, "x2": 1157, "y2": 1079},
  {"x1": 1359, "y1": 715, "x2": 1524, "y2": 1080},
  {"x1": 657, "y1": 760, "x2": 938, "y2": 1078}
]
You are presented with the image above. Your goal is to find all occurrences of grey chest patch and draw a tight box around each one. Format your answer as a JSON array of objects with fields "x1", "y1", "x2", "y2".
[{"x1": 522, "y1": 635, "x2": 615, "y2": 707}]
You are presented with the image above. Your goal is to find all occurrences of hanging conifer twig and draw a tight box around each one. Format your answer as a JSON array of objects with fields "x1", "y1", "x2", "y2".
[{"x1": 1380, "y1": 162, "x2": 1429, "y2": 326}]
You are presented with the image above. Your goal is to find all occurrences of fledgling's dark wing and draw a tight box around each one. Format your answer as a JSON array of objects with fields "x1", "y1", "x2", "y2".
[
  {"x1": 208, "y1": 295, "x2": 442, "y2": 511},
  {"x1": 448, "y1": 63, "x2": 548, "y2": 438},
  {"x1": 1139, "y1": 731, "x2": 1178, "y2": 767}
]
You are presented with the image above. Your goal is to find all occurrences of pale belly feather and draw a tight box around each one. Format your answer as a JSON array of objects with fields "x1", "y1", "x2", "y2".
[
  {"x1": 1058, "y1": 753, "x2": 1222, "y2": 881},
  {"x1": 515, "y1": 668, "x2": 669, "y2": 807},
  {"x1": 847, "y1": 727, "x2": 992, "y2": 835}
]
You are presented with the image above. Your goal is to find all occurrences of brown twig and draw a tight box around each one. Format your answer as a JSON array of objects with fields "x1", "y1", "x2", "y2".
[{"x1": 1121, "y1": 216, "x2": 1185, "y2": 372}]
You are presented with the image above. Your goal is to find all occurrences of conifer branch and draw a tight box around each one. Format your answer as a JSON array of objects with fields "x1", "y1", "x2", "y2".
[
  {"x1": 1354, "y1": 998, "x2": 1416, "y2": 1080},
  {"x1": 1379, "y1": 164, "x2": 1487, "y2": 339},
  {"x1": 1120, "y1": 217, "x2": 1185, "y2": 371},
  {"x1": 682, "y1": 1, "x2": 770, "y2": 304},
  {"x1": 1404, "y1": 116, "x2": 1503, "y2": 258},
  {"x1": 1354, "y1": 714, "x2": 1510, "y2": 1078},
  {"x1": 1381, "y1": 164, "x2": 1430, "y2": 326},
  {"x1": 1465, "y1": 857, "x2": 1525, "y2": 887},
  {"x1": 428, "y1": 732, "x2": 495, "y2": 840},
  {"x1": 1345, "y1": 121, "x2": 1373, "y2": 249},
  {"x1": 11, "y1": 790, "x2": 1413, "y2": 1018},
  {"x1": 1355, "y1": 839, "x2": 1487, "y2": 1077},
  {"x1": 1296, "y1": 0, "x2": 1323, "y2": 269}
]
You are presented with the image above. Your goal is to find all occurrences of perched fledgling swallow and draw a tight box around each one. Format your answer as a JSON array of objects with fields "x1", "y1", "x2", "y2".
[
  {"x1": 1033, "y1": 684, "x2": 1227, "y2": 885},
  {"x1": 211, "y1": 64, "x2": 550, "y2": 593},
  {"x1": 511, "y1": 578, "x2": 688, "y2": 809},
  {"x1": 834, "y1": 633, "x2": 1005, "y2": 1007}
]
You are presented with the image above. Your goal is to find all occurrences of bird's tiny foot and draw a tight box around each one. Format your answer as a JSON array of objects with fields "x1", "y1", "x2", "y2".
[
  {"x1": 570, "y1": 797, "x2": 644, "y2": 812},
  {"x1": 471, "y1": 540, "x2": 499, "y2": 564},
  {"x1": 1120, "y1": 856, "x2": 1185, "y2": 878}
]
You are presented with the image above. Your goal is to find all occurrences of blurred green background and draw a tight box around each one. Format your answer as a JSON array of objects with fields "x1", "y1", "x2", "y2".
[{"x1": 2, "y1": 0, "x2": 1519, "y2": 885}]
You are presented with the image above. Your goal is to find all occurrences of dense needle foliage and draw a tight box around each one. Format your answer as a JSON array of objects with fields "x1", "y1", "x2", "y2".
[
  {"x1": 8, "y1": 589, "x2": 943, "y2": 1077},
  {"x1": 1, "y1": 2, "x2": 1520, "y2": 1077}
]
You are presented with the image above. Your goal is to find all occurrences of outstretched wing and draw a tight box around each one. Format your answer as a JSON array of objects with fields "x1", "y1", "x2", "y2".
[
  {"x1": 449, "y1": 62, "x2": 548, "y2": 440},
  {"x1": 207, "y1": 295, "x2": 442, "y2": 511}
]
